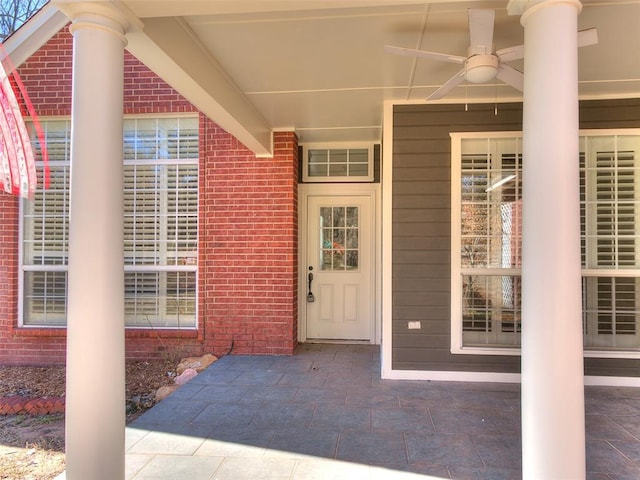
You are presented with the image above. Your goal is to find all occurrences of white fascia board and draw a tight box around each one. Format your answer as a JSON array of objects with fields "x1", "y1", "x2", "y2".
[
  {"x1": 126, "y1": 16, "x2": 272, "y2": 157},
  {"x1": 2, "y1": 4, "x2": 69, "y2": 70}
]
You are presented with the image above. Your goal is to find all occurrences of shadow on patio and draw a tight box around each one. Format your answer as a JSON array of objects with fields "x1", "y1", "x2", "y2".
[{"x1": 121, "y1": 344, "x2": 640, "y2": 480}]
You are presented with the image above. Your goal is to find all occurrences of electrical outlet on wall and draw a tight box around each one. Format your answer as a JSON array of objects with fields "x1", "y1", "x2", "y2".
[{"x1": 408, "y1": 321, "x2": 421, "y2": 330}]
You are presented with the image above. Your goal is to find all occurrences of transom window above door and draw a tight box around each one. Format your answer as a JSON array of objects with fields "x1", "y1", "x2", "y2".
[{"x1": 302, "y1": 144, "x2": 373, "y2": 182}]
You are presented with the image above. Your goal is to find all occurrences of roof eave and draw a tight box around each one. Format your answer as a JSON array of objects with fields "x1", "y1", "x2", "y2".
[{"x1": 2, "y1": 3, "x2": 69, "y2": 70}]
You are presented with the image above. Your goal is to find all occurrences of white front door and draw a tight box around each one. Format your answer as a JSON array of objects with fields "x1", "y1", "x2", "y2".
[{"x1": 306, "y1": 195, "x2": 373, "y2": 341}]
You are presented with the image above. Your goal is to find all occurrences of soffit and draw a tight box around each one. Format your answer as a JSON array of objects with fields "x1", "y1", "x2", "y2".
[{"x1": 92, "y1": 1, "x2": 640, "y2": 147}]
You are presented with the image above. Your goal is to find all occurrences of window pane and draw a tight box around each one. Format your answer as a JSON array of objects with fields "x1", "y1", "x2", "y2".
[
  {"x1": 332, "y1": 207, "x2": 345, "y2": 227},
  {"x1": 166, "y1": 165, "x2": 199, "y2": 265},
  {"x1": 37, "y1": 121, "x2": 70, "y2": 162},
  {"x1": 166, "y1": 271, "x2": 197, "y2": 318},
  {"x1": 461, "y1": 274, "x2": 521, "y2": 347},
  {"x1": 346, "y1": 207, "x2": 358, "y2": 227},
  {"x1": 328, "y1": 163, "x2": 348, "y2": 176},
  {"x1": 306, "y1": 147, "x2": 370, "y2": 179},
  {"x1": 133, "y1": 118, "x2": 157, "y2": 160},
  {"x1": 309, "y1": 164, "x2": 328, "y2": 176},
  {"x1": 348, "y1": 163, "x2": 369, "y2": 176},
  {"x1": 23, "y1": 165, "x2": 70, "y2": 266},
  {"x1": 124, "y1": 164, "x2": 161, "y2": 266},
  {"x1": 329, "y1": 149, "x2": 347, "y2": 163},
  {"x1": 23, "y1": 270, "x2": 67, "y2": 326},
  {"x1": 583, "y1": 276, "x2": 640, "y2": 349},
  {"x1": 308, "y1": 150, "x2": 328, "y2": 164},
  {"x1": 124, "y1": 271, "x2": 159, "y2": 325},
  {"x1": 460, "y1": 147, "x2": 522, "y2": 270},
  {"x1": 124, "y1": 271, "x2": 196, "y2": 328},
  {"x1": 346, "y1": 229, "x2": 358, "y2": 249},
  {"x1": 459, "y1": 137, "x2": 523, "y2": 348},
  {"x1": 349, "y1": 149, "x2": 368, "y2": 164},
  {"x1": 582, "y1": 136, "x2": 640, "y2": 269},
  {"x1": 319, "y1": 205, "x2": 359, "y2": 271},
  {"x1": 346, "y1": 250, "x2": 358, "y2": 269},
  {"x1": 22, "y1": 117, "x2": 199, "y2": 329}
]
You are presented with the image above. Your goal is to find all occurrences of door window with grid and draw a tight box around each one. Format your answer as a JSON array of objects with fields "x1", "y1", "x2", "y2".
[
  {"x1": 319, "y1": 206, "x2": 359, "y2": 271},
  {"x1": 20, "y1": 116, "x2": 199, "y2": 328}
]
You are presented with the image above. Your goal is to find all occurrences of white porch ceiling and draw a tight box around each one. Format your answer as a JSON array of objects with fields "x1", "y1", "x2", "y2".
[{"x1": 85, "y1": 1, "x2": 640, "y2": 152}]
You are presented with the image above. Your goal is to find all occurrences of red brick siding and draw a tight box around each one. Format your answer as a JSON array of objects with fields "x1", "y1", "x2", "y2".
[
  {"x1": 0, "y1": 27, "x2": 298, "y2": 364},
  {"x1": 15, "y1": 28, "x2": 73, "y2": 116},
  {"x1": 199, "y1": 120, "x2": 298, "y2": 356}
]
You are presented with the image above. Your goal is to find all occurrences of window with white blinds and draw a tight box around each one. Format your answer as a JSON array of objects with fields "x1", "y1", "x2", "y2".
[
  {"x1": 452, "y1": 131, "x2": 640, "y2": 355},
  {"x1": 21, "y1": 120, "x2": 70, "y2": 326},
  {"x1": 456, "y1": 136, "x2": 523, "y2": 348},
  {"x1": 20, "y1": 116, "x2": 199, "y2": 328},
  {"x1": 581, "y1": 134, "x2": 640, "y2": 350}
]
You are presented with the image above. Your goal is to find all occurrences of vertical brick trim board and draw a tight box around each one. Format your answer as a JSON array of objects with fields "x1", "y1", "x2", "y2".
[
  {"x1": 0, "y1": 27, "x2": 299, "y2": 364},
  {"x1": 199, "y1": 122, "x2": 299, "y2": 356}
]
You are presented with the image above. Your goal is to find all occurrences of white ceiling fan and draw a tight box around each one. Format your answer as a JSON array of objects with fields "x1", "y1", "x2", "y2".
[{"x1": 385, "y1": 9, "x2": 597, "y2": 101}]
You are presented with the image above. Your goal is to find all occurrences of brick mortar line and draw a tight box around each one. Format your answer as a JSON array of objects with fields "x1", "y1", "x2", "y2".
[{"x1": 0, "y1": 395, "x2": 65, "y2": 415}]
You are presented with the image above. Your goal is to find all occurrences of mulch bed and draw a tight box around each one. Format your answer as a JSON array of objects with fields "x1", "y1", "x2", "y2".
[{"x1": 0, "y1": 360, "x2": 178, "y2": 417}]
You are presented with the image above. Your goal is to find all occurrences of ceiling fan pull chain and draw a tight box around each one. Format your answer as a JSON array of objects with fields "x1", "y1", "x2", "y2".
[{"x1": 464, "y1": 67, "x2": 468, "y2": 111}]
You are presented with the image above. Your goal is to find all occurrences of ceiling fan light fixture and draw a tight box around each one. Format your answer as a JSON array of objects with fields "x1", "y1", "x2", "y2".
[{"x1": 465, "y1": 54, "x2": 498, "y2": 83}]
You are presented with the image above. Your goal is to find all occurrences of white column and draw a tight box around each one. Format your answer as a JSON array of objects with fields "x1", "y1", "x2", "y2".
[
  {"x1": 61, "y1": 3, "x2": 137, "y2": 479},
  {"x1": 518, "y1": 1, "x2": 585, "y2": 479}
]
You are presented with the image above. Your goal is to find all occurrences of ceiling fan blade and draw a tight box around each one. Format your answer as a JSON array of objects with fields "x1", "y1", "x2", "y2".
[
  {"x1": 496, "y1": 44, "x2": 524, "y2": 62},
  {"x1": 578, "y1": 27, "x2": 598, "y2": 47},
  {"x1": 495, "y1": 27, "x2": 595, "y2": 63},
  {"x1": 427, "y1": 68, "x2": 466, "y2": 100},
  {"x1": 384, "y1": 45, "x2": 465, "y2": 64},
  {"x1": 496, "y1": 63, "x2": 524, "y2": 91},
  {"x1": 468, "y1": 9, "x2": 495, "y2": 55}
]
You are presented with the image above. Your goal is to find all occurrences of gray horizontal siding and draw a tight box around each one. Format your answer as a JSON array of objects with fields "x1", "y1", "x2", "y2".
[{"x1": 391, "y1": 98, "x2": 640, "y2": 377}]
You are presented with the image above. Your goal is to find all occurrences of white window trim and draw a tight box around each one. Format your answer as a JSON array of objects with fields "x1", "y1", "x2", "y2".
[
  {"x1": 18, "y1": 114, "x2": 200, "y2": 329},
  {"x1": 451, "y1": 129, "x2": 640, "y2": 359},
  {"x1": 450, "y1": 131, "x2": 522, "y2": 356},
  {"x1": 19, "y1": 117, "x2": 71, "y2": 328},
  {"x1": 301, "y1": 142, "x2": 374, "y2": 183}
]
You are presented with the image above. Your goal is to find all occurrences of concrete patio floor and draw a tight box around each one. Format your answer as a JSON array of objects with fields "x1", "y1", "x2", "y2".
[{"x1": 121, "y1": 343, "x2": 640, "y2": 480}]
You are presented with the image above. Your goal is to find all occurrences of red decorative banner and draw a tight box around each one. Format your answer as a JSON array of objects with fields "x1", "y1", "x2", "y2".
[{"x1": 0, "y1": 47, "x2": 48, "y2": 198}]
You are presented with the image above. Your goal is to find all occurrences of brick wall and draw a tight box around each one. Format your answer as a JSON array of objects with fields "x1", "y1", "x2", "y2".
[
  {"x1": 0, "y1": 27, "x2": 298, "y2": 364},
  {"x1": 15, "y1": 28, "x2": 72, "y2": 116},
  {"x1": 200, "y1": 122, "x2": 298, "y2": 356}
]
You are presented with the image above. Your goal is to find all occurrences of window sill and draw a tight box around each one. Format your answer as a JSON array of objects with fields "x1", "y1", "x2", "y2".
[
  {"x1": 12, "y1": 327, "x2": 67, "y2": 337},
  {"x1": 12, "y1": 326, "x2": 199, "y2": 340},
  {"x1": 125, "y1": 328, "x2": 199, "y2": 339},
  {"x1": 452, "y1": 345, "x2": 640, "y2": 360},
  {"x1": 451, "y1": 346, "x2": 520, "y2": 356}
]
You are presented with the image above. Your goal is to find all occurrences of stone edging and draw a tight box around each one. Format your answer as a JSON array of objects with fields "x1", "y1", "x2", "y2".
[{"x1": 0, "y1": 396, "x2": 65, "y2": 415}]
